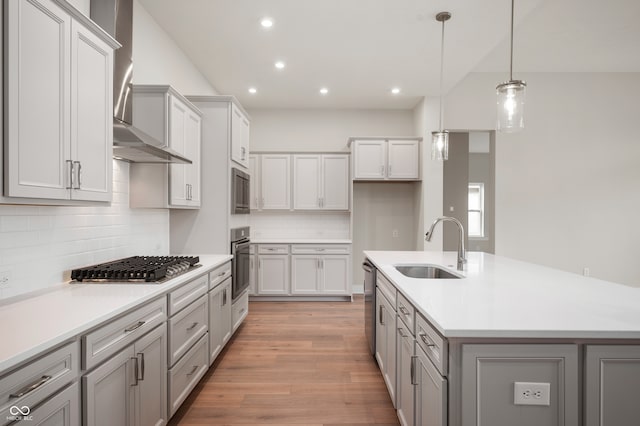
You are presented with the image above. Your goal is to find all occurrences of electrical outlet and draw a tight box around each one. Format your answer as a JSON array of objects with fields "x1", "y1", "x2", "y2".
[
  {"x1": 0, "y1": 270, "x2": 11, "y2": 288},
  {"x1": 583, "y1": 267, "x2": 590, "y2": 277},
  {"x1": 392, "y1": 230, "x2": 399, "y2": 238},
  {"x1": 514, "y1": 382, "x2": 551, "y2": 406}
]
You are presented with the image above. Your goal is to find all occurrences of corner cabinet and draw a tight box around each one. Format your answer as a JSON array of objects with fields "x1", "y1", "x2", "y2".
[
  {"x1": 350, "y1": 138, "x2": 421, "y2": 181},
  {"x1": 130, "y1": 85, "x2": 202, "y2": 209},
  {"x1": 4, "y1": 0, "x2": 119, "y2": 202},
  {"x1": 292, "y1": 154, "x2": 349, "y2": 211}
]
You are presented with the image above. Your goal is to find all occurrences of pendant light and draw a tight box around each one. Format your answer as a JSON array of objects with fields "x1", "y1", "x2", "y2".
[
  {"x1": 496, "y1": 0, "x2": 526, "y2": 132},
  {"x1": 432, "y1": 12, "x2": 451, "y2": 161}
]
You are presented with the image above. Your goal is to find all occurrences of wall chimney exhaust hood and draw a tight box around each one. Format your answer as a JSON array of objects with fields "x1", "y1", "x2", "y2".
[{"x1": 91, "y1": 0, "x2": 191, "y2": 164}]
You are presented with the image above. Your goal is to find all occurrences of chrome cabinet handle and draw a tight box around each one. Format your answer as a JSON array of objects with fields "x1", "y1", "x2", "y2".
[
  {"x1": 73, "y1": 161, "x2": 82, "y2": 189},
  {"x1": 239, "y1": 307, "x2": 246, "y2": 315},
  {"x1": 218, "y1": 271, "x2": 226, "y2": 277},
  {"x1": 124, "y1": 321, "x2": 145, "y2": 333},
  {"x1": 131, "y1": 357, "x2": 139, "y2": 386},
  {"x1": 315, "y1": 248, "x2": 325, "y2": 252},
  {"x1": 398, "y1": 327, "x2": 409, "y2": 338},
  {"x1": 419, "y1": 332, "x2": 435, "y2": 347},
  {"x1": 410, "y1": 355, "x2": 418, "y2": 385},
  {"x1": 222, "y1": 288, "x2": 227, "y2": 306},
  {"x1": 9, "y1": 375, "x2": 52, "y2": 398},
  {"x1": 399, "y1": 306, "x2": 410, "y2": 316},
  {"x1": 388, "y1": 165, "x2": 392, "y2": 175},
  {"x1": 66, "y1": 160, "x2": 73, "y2": 190},
  {"x1": 379, "y1": 305, "x2": 384, "y2": 325},
  {"x1": 137, "y1": 353, "x2": 145, "y2": 381},
  {"x1": 186, "y1": 322, "x2": 198, "y2": 331},
  {"x1": 186, "y1": 366, "x2": 198, "y2": 377}
]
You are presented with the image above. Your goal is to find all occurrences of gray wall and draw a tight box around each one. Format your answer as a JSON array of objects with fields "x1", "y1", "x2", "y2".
[
  {"x1": 468, "y1": 133, "x2": 495, "y2": 253},
  {"x1": 442, "y1": 133, "x2": 469, "y2": 251}
]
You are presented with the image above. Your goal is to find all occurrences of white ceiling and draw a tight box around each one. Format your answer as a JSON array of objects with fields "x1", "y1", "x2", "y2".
[{"x1": 139, "y1": 0, "x2": 640, "y2": 109}]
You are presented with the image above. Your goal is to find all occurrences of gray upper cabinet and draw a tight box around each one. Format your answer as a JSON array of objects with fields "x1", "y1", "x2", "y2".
[
  {"x1": 585, "y1": 345, "x2": 640, "y2": 426},
  {"x1": 4, "y1": 0, "x2": 117, "y2": 203}
]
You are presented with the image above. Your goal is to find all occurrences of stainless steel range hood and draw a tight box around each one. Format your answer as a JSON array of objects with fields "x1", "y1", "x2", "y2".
[{"x1": 91, "y1": 0, "x2": 191, "y2": 164}]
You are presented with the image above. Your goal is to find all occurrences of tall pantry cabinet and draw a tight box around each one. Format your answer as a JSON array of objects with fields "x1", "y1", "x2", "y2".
[{"x1": 3, "y1": 0, "x2": 119, "y2": 203}]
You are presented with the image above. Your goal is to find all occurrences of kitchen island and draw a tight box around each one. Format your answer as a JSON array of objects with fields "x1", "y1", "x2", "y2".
[{"x1": 365, "y1": 250, "x2": 640, "y2": 426}]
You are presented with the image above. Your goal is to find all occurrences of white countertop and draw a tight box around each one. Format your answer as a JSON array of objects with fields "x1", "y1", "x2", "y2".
[
  {"x1": 365, "y1": 251, "x2": 640, "y2": 339},
  {"x1": 0, "y1": 255, "x2": 231, "y2": 374},
  {"x1": 252, "y1": 238, "x2": 352, "y2": 244}
]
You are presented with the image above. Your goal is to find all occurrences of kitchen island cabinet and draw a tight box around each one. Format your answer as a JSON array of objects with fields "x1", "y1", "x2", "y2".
[
  {"x1": 365, "y1": 251, "x2": 640, "y2": 426},
  {"x1": 4, "y1": 0, "x2": 118, "y2": 203}
]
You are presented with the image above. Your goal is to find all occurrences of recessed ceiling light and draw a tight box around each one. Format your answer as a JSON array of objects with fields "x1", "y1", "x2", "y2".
[
  {"x1": 248, "y1": 87, "x2": 257, "y2": 94},
  {"x1": 261, "y1": 18, "x2": 274, "y2": 28},
  {"x1": 391, "y1": 87, "x2": 401, "y2": 95},
  {"x1": 274, "y1": 61, "x2": 285, "y2": 69},
  {"x1": 319, "y1": 88, "x2": 329, "y2": 95}
]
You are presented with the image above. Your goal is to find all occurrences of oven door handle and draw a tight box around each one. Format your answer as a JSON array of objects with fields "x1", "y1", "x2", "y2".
[{"x1": 232, "y1": 240, "x2": 251, "y2": 251}]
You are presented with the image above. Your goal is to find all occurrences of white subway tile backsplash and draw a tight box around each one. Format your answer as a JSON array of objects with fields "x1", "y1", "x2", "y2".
[
  {"x1": 0, "y1": 160, "x2": 169, "y2": 300},
  {"x1": 251, "y1": 212, "x2": 350, "y2": 240}
]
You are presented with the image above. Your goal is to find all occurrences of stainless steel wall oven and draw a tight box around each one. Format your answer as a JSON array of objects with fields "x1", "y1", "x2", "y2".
[
  {"x1": 231, "y1": 168, "x2": 250, "y2": 214},
  {"x1": 230, "y1": 227, "x2": 250, "y2": 300}
]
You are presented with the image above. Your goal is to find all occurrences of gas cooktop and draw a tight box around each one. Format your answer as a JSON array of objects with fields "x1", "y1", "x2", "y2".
[{"x1": 71, "y1": 256, "x2": 200, "y2": 283}]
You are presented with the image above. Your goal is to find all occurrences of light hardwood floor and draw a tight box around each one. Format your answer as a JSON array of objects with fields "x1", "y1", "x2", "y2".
[{"x1": 169, "y1": 296, "x2": 399, "y2": 425}]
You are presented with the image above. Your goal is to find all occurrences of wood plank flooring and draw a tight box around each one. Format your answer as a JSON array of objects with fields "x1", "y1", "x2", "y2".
[{"x1": 169, "y1": 296, "x2": 399, "y2": 425}]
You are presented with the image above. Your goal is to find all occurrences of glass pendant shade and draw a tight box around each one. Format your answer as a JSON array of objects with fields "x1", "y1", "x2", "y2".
[
  {"x1": 431, "y1": 131, "x2": 449, "y2": 161},
  {"x1": 496, "y1": 80, "x2": 526, "y2": 132}
]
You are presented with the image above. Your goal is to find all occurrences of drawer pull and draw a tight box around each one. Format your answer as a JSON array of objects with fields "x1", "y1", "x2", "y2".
[
  {"x1": 239, "y1": 308, "x2": 246, "y2": 315},
  {"x1": 399, "y1": 306, "x2": 410, "y2": 316},
  {"x1": 186, "y1": 366, "x2": 199, "y2": 377},
  {"x1": 410, "y1": 355, "x2": 418, "y2": 385},
  {"x1": 9, "y1": 375, "x2": 52, "y2": 398},
  {"x1": 419, "y1": 332, "x2": 435, "y2": 347},
  {"x1": 187, "y1": 322, "x2": 199, "y2": 331},
  {"x1": 398, "y1": 327, "x2": 409, "y2": 338},
  {"x1": 131, "y1": 358, "x2": 139, "y2": 386},
  {"x1": 315, "y1": 248, "x2": 326, "y2": 252},
  {"x1": 124, "y1": 321, "x2": 146, "y2": 333},
  {"x1": 217, "y1": 271, "x2": 226, "y2": 277}
]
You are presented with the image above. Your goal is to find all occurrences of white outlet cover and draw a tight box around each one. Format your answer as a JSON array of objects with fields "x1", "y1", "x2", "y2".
[{"x1": 514, "y1": 382, "x2": 551, "y2": 406}]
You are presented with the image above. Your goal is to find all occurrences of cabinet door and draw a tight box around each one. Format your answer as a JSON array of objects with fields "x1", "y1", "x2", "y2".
[
  {"x1": 375, "y1": 289, "x2": 397, "y2": 407},
  {"x1": 230, "y1": 103, "x2": 245, "y2": 166},
  {"x1": 210, "y1": 278, "x2": 233, "y2": 364},
  {"x1": 293, "y1": 155, "x2": 321, "y2": 210},
  {"x1": 396, "y1": 323, "x2": 415, "y2": 426},
  {"x1": 185, "y1": 110, "x2": 201, "y2": 206},
  {"x1": 83, "y1": 346, "x2": 135, "y2": 426},
  {"x1": 240, "y1": 109, "x2": 251, "y2": 168},
  {"x1": 249, "y1": 156, "x2": 260, "y2": 210},
  {"x1": 249, "y1": 254, "x2": 257, "y2": 295},
  {"x1": 169, "y1": 96, "x2": 188, "y2": 206},
  {"x1": 415, "y1": 346, "x2": 447, "y2": 426},
  {"x1": 321, "y1": 256, "x2": 350, "y2": 294},
  {"x1": 388, "y1": 140, "x2": 419, "y2": 180},
  {"x1": 321, "y1": 155, "x2": 349, "y2": 210},
  {"x1": 461, "y1": 344, "x2": 579, "y2": 426},
  {"x1": 257, "y1": 255, "x2": 290, "y2": 295},
  {"x1": 133, "y1": 324, "x2": 167, "y2": 426},
  {"x1": 26, "y1": 382, "x2": 80, "y2": 426},
  {"x1": 70, "y1": 20, "x2": 113, "y2": 202},
  {"x1": 353, "y1": 140, "x2": 386, "y2": 180},
  {"x1": 220, "y1": 279, "x2": 232, "y2": 345},
  {"x1": 291, "y1": 256, "x2": 320, "y2": 294},
  {"x1": 260, "y1": 155, "x2": 290, "y2": 210},
  {"x1": 585, "y1": 345, "x2": 640, "y2": 426},
  {"x1": 5, "y1": 0, "x2": 71, "y2": 199}
]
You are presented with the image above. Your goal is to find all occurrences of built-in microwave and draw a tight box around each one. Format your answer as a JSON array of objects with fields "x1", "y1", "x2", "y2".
[{"x1": 231, "y1": 167, "x2": 250, "y2": 214}]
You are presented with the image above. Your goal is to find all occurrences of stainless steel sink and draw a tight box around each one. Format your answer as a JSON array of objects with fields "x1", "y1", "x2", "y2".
[{"x1": 394, "y1": 265, "x2": 461, "y2": 279}]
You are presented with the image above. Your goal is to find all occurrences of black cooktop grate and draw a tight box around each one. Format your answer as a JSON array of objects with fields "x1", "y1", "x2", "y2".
[{"x1": 71, "y1": 256, "x2": 200, "y2": 282}]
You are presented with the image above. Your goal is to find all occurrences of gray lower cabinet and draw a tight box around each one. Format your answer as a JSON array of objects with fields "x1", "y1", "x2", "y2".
[
  {"x1": 375, "y1": 288, "x2": 397, "y2": 406},
  {"x1": 415, "y1": 344, "x2": 447, "y2": 426},
  {"x1": 208, "y1": 277, "x2": 232, "y2": 365},
  {"x1": 83, "y1": 324, "x2": 167, "y2": 426},
  {"x1": 396, "y1": 320, "x2": 415, "y2": 426},
  {"x1": 585, "y1": 345, "x2": 640, "y2": 426},
  {"x1": 461, "y1": 344, "x2": 579, "y2": 426},
  {"x1": 25, "y1": 382, "x2": 80, "y2": 426}
]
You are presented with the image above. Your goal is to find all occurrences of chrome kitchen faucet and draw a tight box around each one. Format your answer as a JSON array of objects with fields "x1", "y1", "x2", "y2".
[{"x1": 425, "y1": 216, "x2": 466, "y2": 271}]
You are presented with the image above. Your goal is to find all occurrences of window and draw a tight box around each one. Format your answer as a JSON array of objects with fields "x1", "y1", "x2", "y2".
[{"x1": 468, "y1": 183, "x2": 484, "y2": 238}]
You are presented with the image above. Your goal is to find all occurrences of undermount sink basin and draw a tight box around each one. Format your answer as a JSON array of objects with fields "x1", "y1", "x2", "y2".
[{"x1": 394, "y1": 265, "x2": 461, "y2": 279}]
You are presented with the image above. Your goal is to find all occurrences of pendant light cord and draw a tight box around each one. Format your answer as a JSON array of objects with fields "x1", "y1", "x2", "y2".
[
  {"x1": 509, "y1": 0, "x2": 514, "y2": 81},
  {"x1": 438, "y1": 17, "x2": 445, "y2": 132}
]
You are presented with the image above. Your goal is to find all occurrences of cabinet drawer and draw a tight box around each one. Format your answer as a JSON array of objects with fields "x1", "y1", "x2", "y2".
[
  {"x1": 209, "y1": 262, "x2": 232, "y2": 291},
  {"x1": 168, "y1": 333, "x2": 208, "y2": 417},
  {"x1": 168, "y1": 295, "x2": 208, "y2": 366},
  {"x1": 83, "y1": 298, "x2": 166, "y2": 370},
  {"x1": 1, "y1": 341, "x2": 79, "y2": 425},
  {"x1": 377, "y1": 273, "x2": 396, "y2": 307},
  {"x1": 257, "y1": 244, "x2": 289, "y2": 254},
  {"x1": 396, "y1": 293, "x2": 415, "y2": 336},
  {"x1": 416, "y1": 313, "x2": 447, "y2": 376},
  {"x1": 291, "y1": 244, "x2": 350, "y2": 254},
  {"x1": 232, "y1": 290, "x2": 249, "y2": 332},
  {"x1": 167, "y1": 273, "x2": 208, "y2": 316}
]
